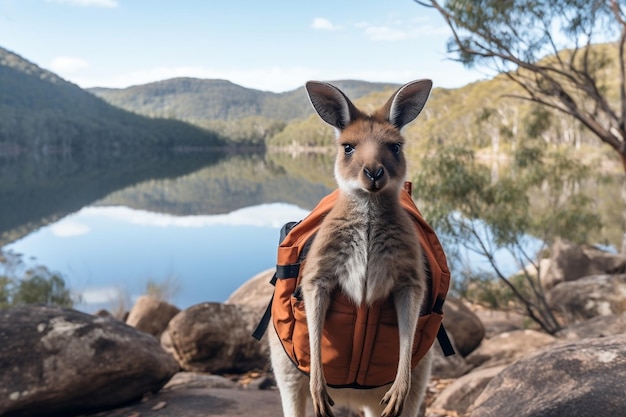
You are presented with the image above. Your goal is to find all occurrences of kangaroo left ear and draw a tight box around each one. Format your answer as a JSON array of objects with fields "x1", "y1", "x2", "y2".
[
  {"x1": 383, "y1": 80, "x2": 432, "y2": 130},
  {"x1": 305, "y1": 81, "x2": 361, "y2": 131}
]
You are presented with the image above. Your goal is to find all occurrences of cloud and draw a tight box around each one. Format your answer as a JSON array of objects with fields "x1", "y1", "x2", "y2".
[
  {"x1": 79, "y1": 204, "x2": 311, "y2": 229},
  {"x1": 311, "y1": 17, "x2": 340, "y2": 31},
  {"x1": 45, "y1": 0, "x2": 118, "y2": 7},
  {"x1": 79, "y1": 287, "x2": 122, "y2": 304},
  {"x1": 50, "y1": 220, "x2": 91, "y2": 237},
  {"x1": 49, "y1": 56, "x2": 89, "y2": 73}
]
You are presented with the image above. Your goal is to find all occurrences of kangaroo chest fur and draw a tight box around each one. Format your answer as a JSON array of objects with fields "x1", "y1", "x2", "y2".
[{"x1": 306, "y1": 193, "x2": 421, "y2": 307}]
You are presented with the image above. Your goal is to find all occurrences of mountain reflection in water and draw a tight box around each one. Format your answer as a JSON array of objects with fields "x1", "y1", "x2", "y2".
[{"x1": 1, "y1": 150, "x2": 335, "y2": 312}]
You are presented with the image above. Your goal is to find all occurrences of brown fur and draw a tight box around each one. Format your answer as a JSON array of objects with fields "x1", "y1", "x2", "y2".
[{"x1": 270, "y1": 80, "x2": 434, "y2": 417}]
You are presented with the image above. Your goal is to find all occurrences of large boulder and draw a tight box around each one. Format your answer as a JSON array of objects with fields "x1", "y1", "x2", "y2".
[
  {"x1": 465, "y1": 329, "x2": 556, "y2": 370},
  {"x1": 541, "y1": 239, "x2": 625, "y2": 290},
  {"x1": 442, "y1": 297, "x2": 485, "y2": 357},
  {"x1": 165, "y1": 302, "x2": 268, "y2": 373},
  {"x1": 546, "y1": 274, "x2": 626, "y2": 321},
  {"x1": 126, "y1": 295, "x2": 180, "y2": 338},
  {"x1": 430, "y1": 332, "x2": 473, "y2": 379},
  {"x1": 471, "y1": 334, "x2": 626, "y2": 417},
  {"x1": 0, "y1": 306, "x2": 178, "y2": 417},
  {"x1": 430, "y1": 365, "x2": 505, "y2": 415},
  {"x1": 557, "y1": 312, "x2": 626, "y2": 340},
  {"x1": 473, "y1": 308, "x2": 524, "y2": 338}
]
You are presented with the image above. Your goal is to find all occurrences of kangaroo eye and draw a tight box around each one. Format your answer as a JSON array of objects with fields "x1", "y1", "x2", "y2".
[
  {"x1": 389, "y1": 143, "x2": 401, "y2": 155},
  {"x1": 343, "y1": 144, "x2": 355, "y2": 155}
]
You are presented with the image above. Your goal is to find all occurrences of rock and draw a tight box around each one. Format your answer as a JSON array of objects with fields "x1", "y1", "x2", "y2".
[
  {"x1": 126, "y1": 295, "x2": 181, "y2": 338},
  {"x1": 442, "y1": 298, "x2": 485, "y2": 356},
  {"x1": 163, "y1": 372, "x2": 239, "y2": 390},
  {"x1": 546, "y1": 274, "x2": 626, "y2": 321},
  {"x1": 225, "y1": 268, "x2": 275, "y2": 316},
  {"x1": 165, "y1": 302, "x2": 268, "y2": 373},
  {"x1": 471, "y1": 334, "x2": 626, "y2": 417},
  {"x1": 557, "y1": 312, "x2": 626, "y2": 340},
  {"x1": 430, "y1": 365, "x2": 505, "y2": 415},
  {"x1": 465, "y1": 329, "x2": 556, "y2": 369},
  {"x1": 430, "y1": 333, "x2": 474, "y2": 379},
  {"x1": 541, "y1": 239, "x2": 625, "y2": 290},
  {"x1": 473, "y1": 308, "x2": 524, "y2": 338},
  {"x1": 0, "y1": 306, "x2": 179, "y2": 417}
]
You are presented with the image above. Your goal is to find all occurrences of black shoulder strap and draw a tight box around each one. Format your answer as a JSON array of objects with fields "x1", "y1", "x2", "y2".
[
  {"x1": 437, "y1": 323, "x2": 455, "y2": 356},
  {"x1": 251, "y1": 272, "x2": 277, "y2": 341}
]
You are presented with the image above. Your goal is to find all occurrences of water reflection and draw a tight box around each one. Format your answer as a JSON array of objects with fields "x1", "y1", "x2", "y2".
[
  {"x1": 2, "y1": 149, "x2": 622, "y2": 313},
  {"x1": 7, "y1": 203, "x2": 311, "y2": 312},
  {"x1": 1, "y1": 150, "x2": 336, "y2": 312}
]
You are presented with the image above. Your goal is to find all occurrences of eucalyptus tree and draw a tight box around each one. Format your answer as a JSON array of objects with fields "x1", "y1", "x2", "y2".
[
  {"x1": 416, "y1": 0, "x2": 626, "y2": 171},
  {"x1": 414, "y1": 143, "x2": 600, "y2": 334}
]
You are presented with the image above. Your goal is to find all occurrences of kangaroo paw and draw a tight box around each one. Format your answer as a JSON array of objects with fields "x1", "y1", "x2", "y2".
[
  {"x1": 311, "y1": 387, "x2": 335, "y2": 417},
  {"x1": 379, "y1": 382, "x2": 407, "y2": 417}
]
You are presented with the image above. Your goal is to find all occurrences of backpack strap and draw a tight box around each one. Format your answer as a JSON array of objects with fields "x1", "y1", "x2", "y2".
[
  {"x1": 437, "y1": 323, "x2": 455, "y2": 357},
  {"x1": 251, "y1": 272, "x2": 278, "y2": 341}
]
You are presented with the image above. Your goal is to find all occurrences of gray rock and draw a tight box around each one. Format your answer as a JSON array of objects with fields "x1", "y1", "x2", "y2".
[
  {"x1": 163, "y1": 372, "x2": 238, "y2": 390},
  {"x1": 126, "y1": 295, "x2": 180, "y2": 338},
  {"x1": 430, "y1": 333, "x2": 473, "y2": 379},
  {"x1": 165, "y1": 302, "x2": 269, "y2": 373},
  {"x1": 541, "y1": 239, "x2": 625, "y2": 290},
  {"x1": 465, "y1": 329, "x2": 556, "y2": 369},
  {"x1": 0, "y1": 306, "x2": 179, "y2": 417},
  {"x1": 471, "y1": 334, "x2": 626, "y2": 417},
  {"x1": 557, "y1": 312, "x2": 626, "y2": 340},
  {"x1": 431, "y1": 365, "x2": 505, "y2": 415},
  {"x1": 473, "y1": 309, "x2": 524, "y2": 338},
  {"x1": 442, "y1": 297, "x2": 485, "y2": 357},
  {"x1": 546, "y1": 274, "x2": 626, "y2": 321}
]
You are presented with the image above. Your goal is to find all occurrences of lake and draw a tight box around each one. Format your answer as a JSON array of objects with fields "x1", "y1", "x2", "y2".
[
  {"x1": 0, "y1": 150, "x2": 335, "y2": 313},
  {"x1": 1, "y1": 149, "x2": 621, "y2": 314}
]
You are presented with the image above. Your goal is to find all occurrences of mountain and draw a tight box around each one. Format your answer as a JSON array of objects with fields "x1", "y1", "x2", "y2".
[
  {"x1": 88, "y1": 78, "x2": 400, "y2": 144},
  {"x1": 89, "y1": 78, "x2": 400, "y2": 122},
  {"x1": 0, "y1": 47, "x2": 225, "y2": 153}
]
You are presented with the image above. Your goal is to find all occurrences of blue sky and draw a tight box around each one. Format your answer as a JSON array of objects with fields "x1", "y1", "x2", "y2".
[{"x1": 0, "y1": 0, "x2": 489, "y2": 92}]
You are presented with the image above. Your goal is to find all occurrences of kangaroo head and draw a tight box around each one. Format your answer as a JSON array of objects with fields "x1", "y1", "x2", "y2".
[{"x1": 305, "y1": 80, "x2": 432, "y2": 197}]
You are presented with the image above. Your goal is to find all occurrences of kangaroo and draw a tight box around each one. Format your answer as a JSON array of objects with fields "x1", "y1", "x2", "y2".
[{"x1": 269, "y1": 80, "x2": 434, "y2": 417}]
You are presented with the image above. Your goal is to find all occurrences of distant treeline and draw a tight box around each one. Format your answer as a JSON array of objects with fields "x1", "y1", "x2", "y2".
[{"x1": 0, "y1": 47, "x2": 225, "y2": 153}]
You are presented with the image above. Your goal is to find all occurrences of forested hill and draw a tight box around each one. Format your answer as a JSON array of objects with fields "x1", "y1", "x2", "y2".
[
  {"x1": 89, "y1": 78, "x2": 400, "y2": 122},
  {"x1": 89, "y1": 78, "x2": 400, "y2": 144},
  {"x1": 0, "y1": 47, "x2": 225, "y2": 153}
]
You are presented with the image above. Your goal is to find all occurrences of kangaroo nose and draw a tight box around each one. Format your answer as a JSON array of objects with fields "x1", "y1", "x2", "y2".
[{"x1": 364, "y1": 167, "x2": 384, "y2": 181}]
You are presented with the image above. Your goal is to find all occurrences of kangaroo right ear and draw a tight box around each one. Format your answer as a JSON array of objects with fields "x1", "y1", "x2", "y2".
[{"x1": 305, "y1": 81, "x2": 361, "y2": 131}]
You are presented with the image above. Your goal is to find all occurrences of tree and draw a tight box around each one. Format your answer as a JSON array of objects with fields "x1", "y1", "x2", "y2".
[
  {"x1": 413, "y1": 142, "x2": 601, "y2": 334},
  {"x1": 0, "y1": 250, "x2": 74, "y2": 309},
  {"x1": 415, "y1": 0, "x2": 626, "y2": 171}
]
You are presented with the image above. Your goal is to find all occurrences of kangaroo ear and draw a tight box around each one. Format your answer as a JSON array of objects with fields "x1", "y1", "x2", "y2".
[
  {"x1": 383, "y1": 79, "x2": 432, "y2": 130},
  {"x1": 305, "y1": 81, "x2": 361, "y2": 130}
]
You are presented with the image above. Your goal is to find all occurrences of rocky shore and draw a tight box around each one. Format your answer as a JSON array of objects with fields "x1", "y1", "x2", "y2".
[{"x1": 1, "y1": 240, "x2": 626, "y2": 417}]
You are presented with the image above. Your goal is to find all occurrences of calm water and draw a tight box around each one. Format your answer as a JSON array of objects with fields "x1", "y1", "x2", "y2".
[
  {"x1": 1, "y1": 149, "x2": 621, "y2": 313},
  {"x1": 0, "y1": 151, "x2": 333, "y2": 313}
]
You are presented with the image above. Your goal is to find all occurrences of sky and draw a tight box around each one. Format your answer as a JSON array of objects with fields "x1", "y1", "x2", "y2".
[{"x1": 0, "y1": 0, "x2": 490, "y2": 92}]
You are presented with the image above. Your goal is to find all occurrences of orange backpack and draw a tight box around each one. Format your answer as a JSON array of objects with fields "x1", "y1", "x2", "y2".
[{"x1": 253, "y1": 183, "x2": 454, "y2": 388}]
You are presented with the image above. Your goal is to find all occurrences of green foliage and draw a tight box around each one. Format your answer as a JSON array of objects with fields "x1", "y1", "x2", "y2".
[
  {"x1": 0, "y1": 250, "x2": 74, "y2": 309},
  {"x1": 414, "y1": 141, "x2": 601, "y2": 333},
  {"x1": 201, "y1": 116, "x2": 286, "y2": 146},
  {"x1": 440, "y1": 0, "x2": 619, "y2": 70},
  {"x1": 89, "y1": 78, "x2": 400, "y2": 146}
]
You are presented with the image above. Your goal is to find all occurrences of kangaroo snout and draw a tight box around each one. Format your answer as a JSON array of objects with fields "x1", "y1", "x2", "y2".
[{"x1": 363, "y1": 165, "x2": 386, "y2": 191}]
